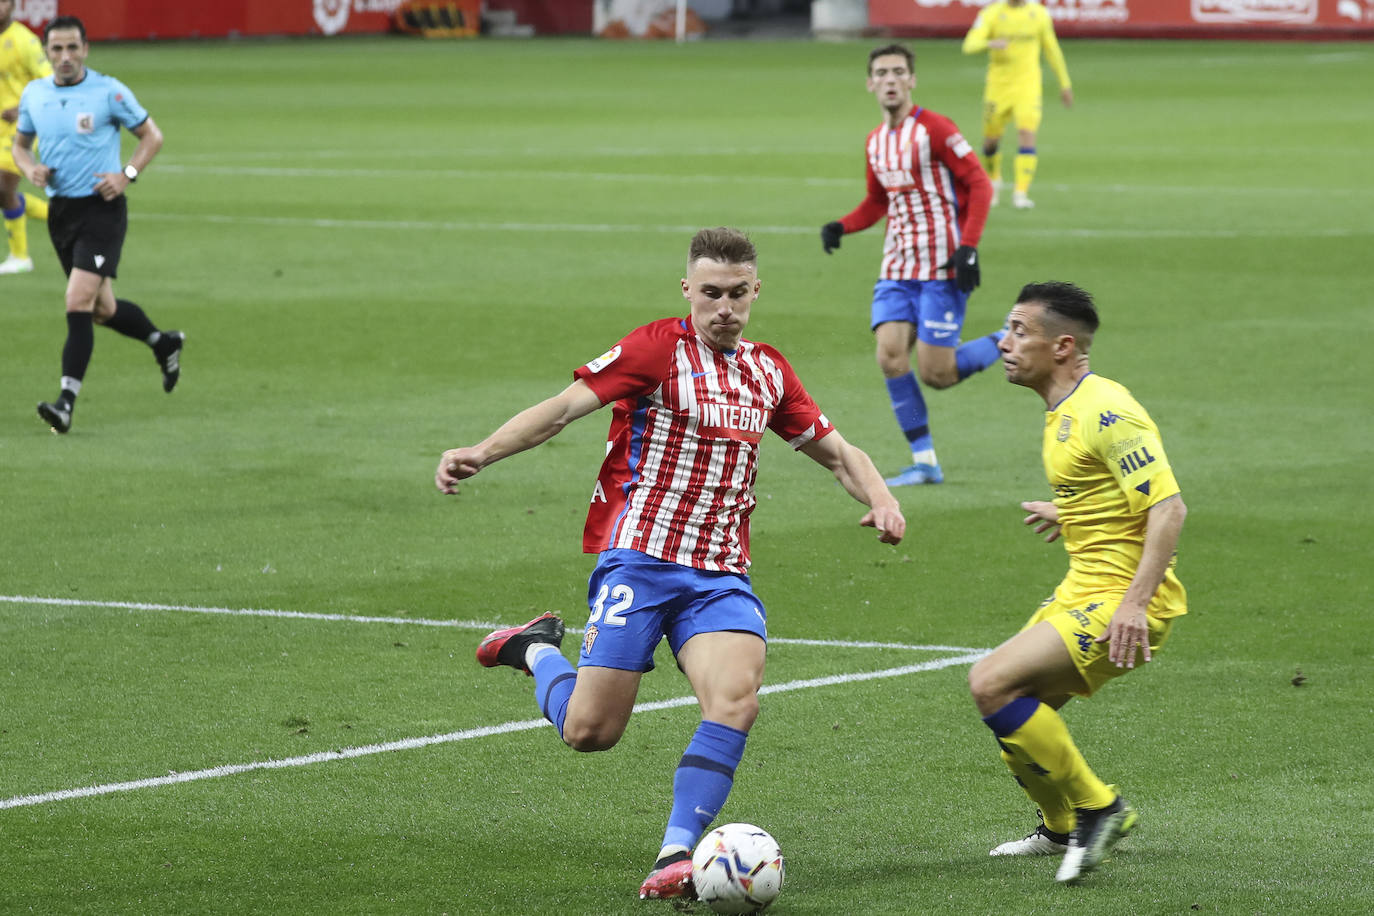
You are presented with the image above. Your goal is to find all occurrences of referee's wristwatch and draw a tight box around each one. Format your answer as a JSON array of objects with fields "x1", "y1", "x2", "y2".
[{"x1": 123, "y1": 164, "x2": 139, "y2": 183}]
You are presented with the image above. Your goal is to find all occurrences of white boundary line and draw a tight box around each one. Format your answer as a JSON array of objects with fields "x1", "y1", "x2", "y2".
[
  {"x1": 127, "y1": 212, "x2": 1363, "y2": 240},
  {"x1": 0, "y1": 595, "x2": 984, "y2": 653},
  {"x1": 0, "y1": 652, "x2": 985, "y2": 811},
  {"x1": 0, "y1": 594, "x2": 988, "y2": 810}
]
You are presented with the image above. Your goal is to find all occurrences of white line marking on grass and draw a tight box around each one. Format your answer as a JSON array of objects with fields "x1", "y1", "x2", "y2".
[
  {"x1": 154, "y1": 162, "x2": 1374, "y2": 199},
  {"x1": 0, "y1": 651, "x2": 985, "y2": 810},
  {"x1": 130, "y1": 212, "x2": 1364, "y2": 239},
  {"x1": 0, "y1": 595, "x2": 985, "y2": 653},
  {"x1": 0, "y1": 594, "x2": 474, "y2": 629}
]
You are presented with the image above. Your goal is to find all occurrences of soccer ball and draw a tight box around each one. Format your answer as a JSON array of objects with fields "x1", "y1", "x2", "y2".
[{"x1": 691, "y1": 823, "x2": 785, "y2": 914}]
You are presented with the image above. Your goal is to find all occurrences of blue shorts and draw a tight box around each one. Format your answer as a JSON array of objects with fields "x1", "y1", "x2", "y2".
[
  {"x1": 577, "y1": 549, "x2": 768, "y2": 672},
  {"x1": 870, "y1": 278, "x2": 969, "y2": 347}
]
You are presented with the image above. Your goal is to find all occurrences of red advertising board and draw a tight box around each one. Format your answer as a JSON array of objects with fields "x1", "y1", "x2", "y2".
[
  {"x1": 13, "y1": 0, "x2": 400, "y2": 40},
  {"x1": 12, "y1": 0, "x2": 592, "y2": 39},
  {"x1": 870, "y1": 0, "x2": 1374, "y2": 38}
]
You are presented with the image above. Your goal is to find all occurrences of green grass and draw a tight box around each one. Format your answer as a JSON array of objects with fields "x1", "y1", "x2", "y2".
[{"x1": 1, "y1": 36, "x2": 1371, "y2": 914}]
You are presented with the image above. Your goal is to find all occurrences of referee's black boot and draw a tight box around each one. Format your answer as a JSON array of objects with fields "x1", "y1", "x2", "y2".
[
  {"x1": 154, "y1": 331, "x2": 185, "y2": 392},
  {"x1": 37, "y1": 401, "x2": 72, "y2": 434}
]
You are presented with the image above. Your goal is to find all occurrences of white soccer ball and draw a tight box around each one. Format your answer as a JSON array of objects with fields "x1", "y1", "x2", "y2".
[{"x1": 691, "y1": 822, "x2": 785, "y2": 914}]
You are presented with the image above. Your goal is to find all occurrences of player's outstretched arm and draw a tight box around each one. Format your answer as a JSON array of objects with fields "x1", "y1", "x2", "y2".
[
  {"x1": 800, "y1": 432, "x2": 905, "y2": 544},
  {"x1": 1095, "y1": 493, "x2": 1187, "y2": 667},
  {"x1": 435, "y1": 379, "x2": 603, "y2": 494}
]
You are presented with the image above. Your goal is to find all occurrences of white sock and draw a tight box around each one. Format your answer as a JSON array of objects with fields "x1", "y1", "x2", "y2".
[
  {"x1": 524, "y1": 642, "x2": 559, "y2": 670},
  {"x1": 656, "y1": 843, "x2": 690, "y2": 864}
]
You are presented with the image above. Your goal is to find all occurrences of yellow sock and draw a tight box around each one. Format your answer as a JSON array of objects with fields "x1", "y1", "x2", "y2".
[
  {"x1": 985, "y1": 697, "x2": 1115, "y2": 811},
  {"x1": 983, "y1": 151, "x2": 1002, "y2": 185},
  {"x1": 999, "y1": 747, "x2": 1076, "y2": 834},
  {"x1": 1014, "y1": 150, "x2": 1038, "y2": 194},
  {"x1": 4, "y1": 213, "x2": 28, "y2": 260},
  {"x1": 22, "y1": 192, "x2": 48, "y2": 221}
]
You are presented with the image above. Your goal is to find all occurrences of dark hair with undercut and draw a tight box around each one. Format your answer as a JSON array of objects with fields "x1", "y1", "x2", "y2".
[
  {"x1": 868, "y1": 43, "x2": 915, "y2": 75},
  {"x1": 44, "y1": 16, "x2": 87, "y2": 43},
  {"x1": 1016, "y1": 281, "x2": 1100, "y2": 336},
  {"x1": 688, "y1": 227, "x2": 756, "y2": 269}
]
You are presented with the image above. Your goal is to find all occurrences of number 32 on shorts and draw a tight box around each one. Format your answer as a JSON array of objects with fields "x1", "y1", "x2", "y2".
[{"x1": 589, "y1": 583, "x2": 633, "y2": 626}]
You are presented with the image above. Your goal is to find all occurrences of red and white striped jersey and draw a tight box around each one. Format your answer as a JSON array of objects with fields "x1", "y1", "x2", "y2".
[
  {"x1": 839, "y1": 106, "x2": 992, "y2": 281},
  {"x1": 573, "y1": 316, "x2": 834, "y2": 574}
]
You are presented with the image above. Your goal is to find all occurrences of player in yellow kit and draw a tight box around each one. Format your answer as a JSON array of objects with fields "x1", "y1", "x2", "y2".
[
  {"x1": 0, "y1": 0, "x2": 51, "y2": 274},
  {"x1": 969, "y1": 281, "x2": 1187, "y2": 884},
  {"x1": 962, "y1": 0, "x2": 1072, "y2": 209}
]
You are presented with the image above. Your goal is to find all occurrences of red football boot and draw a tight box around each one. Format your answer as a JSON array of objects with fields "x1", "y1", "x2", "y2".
[{"x1": 475, "y1": 612, "x2": 565, "y2": 674}]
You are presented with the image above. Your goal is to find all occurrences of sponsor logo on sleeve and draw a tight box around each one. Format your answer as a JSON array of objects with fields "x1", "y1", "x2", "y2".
[
  {"x1": 585, "y1": 345, "x2": 622, "y2": 374},
  {"x1": 1117, "y1": 446, "x2": 1157, "y2": 476},
  {"x1": 949, "y1": 133, "x2": 974, "y2": 158}
]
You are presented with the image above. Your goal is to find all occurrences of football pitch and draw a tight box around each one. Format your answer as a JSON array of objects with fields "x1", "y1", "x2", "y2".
[{"x1": 1, "y1": 34, "x2": 1370, "y2": 914}]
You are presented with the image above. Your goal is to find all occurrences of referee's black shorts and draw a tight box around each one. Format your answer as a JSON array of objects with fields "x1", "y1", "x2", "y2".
[{"x1": 47, "y1": 194, "x2": 129, "y2": 279}]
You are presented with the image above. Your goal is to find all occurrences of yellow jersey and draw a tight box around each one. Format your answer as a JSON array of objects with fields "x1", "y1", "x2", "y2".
[
  {"x1": 1042, "y1": 373, "x2": 1186, "y2": 616},
  {"x1": 962, "y1": 1, "x2": 1070, "y2": 97},
  {"x1": 1, "y1": 19, "x2": 50, "y2": 111}
]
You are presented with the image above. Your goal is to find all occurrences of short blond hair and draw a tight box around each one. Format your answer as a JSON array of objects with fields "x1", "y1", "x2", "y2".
[{"x1": 688, "y1": 227, "x2": 756, "y2": 270}]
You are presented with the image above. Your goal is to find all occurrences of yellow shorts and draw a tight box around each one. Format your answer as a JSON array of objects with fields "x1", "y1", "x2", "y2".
[
  {"x1": 1021, "y1": 586, "x2": 1176, "y2": 697},
  {"x1": 982, "y1": 88, "x2": 1042, "y2": 139}
]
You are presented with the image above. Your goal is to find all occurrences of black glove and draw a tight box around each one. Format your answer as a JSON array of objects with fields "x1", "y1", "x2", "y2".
[
  {"x1": 820, "y1": 221, "x2": 844, "y2": 254},
  {"x1": 940, "y1": 244, "x2": 980, "y2": 293}
]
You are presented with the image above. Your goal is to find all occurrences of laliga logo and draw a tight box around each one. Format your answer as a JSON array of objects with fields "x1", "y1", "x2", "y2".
[{"x1": 314, "y1": 0, "x2": 351, "y2": 35}]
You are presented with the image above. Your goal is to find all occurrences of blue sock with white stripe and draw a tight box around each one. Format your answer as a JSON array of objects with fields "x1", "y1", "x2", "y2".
[
  {"x1": 955, "y1": 332, "x2": 1004, "y2": 380},
  {"x1": 885, "y1": 372, "x2": 932, "y2": 454},
  {"x1": 530, "y1": 647, "x2": 576, "y2": 738},
  {"x1": 660, "y1": 720, "x2": 749, "y2": 853}
]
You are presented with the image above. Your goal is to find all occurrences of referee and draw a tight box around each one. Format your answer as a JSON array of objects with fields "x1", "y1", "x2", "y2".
[{"x1": 13, "y1": 15, "x2": 182, "y2": 434}]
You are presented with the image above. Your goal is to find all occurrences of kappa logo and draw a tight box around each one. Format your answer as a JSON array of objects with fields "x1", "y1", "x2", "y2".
[
  {"x1": 585, "y1": 345, "x2": 622, "y2": 374},
  {"x1": 1099, "y1": 410, "x2": 1122, "y2": 429}
]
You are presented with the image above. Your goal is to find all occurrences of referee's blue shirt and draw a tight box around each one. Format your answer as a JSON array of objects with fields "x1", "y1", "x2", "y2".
[{"x1": 16, "y1": 68, "x2": 149, "y2": 200}]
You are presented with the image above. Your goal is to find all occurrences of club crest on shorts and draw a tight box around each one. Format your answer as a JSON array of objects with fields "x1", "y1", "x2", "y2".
[{"x1": 582, "y1": 624, "x2": 598, "y2": 655}]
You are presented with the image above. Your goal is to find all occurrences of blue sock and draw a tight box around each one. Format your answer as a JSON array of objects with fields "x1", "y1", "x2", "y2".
[
  {"x1": 884, "y1": 372, "x2": 932, "y2": 454},
  {"x1": 955, "y1": 332, "x2": 1004, "y2": 380},
  {"x1": 530, "y1": 649, "x2": 577, "y2": 738},
  {"x1": 3, "y1": 198, "x2": 24, "y2": 220},
  {"x1": 661, "y1": 720, "x2": 748, "y2": 853}
]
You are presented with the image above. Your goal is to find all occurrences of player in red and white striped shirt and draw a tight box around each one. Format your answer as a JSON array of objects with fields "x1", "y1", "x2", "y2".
[
  {"x1": 437, "y1": 228, "x2": 904, "y2": 901},
  {"x1": 821, "y1": 44, "x2": 1006, "y2": 487}
]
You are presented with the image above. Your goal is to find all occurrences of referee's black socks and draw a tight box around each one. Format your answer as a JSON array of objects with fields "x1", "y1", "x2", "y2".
[
  {"x1": 60, "y1": 311, "x2": 95, "y2": 409},
  {"x1": 105, "y1": 298, "x2": 160, "y2": 345}
]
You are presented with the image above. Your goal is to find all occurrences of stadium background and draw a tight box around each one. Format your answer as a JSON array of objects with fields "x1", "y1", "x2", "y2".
[{"x1": 1, "y1": 2, "x2": 1370, "y2": 914}]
